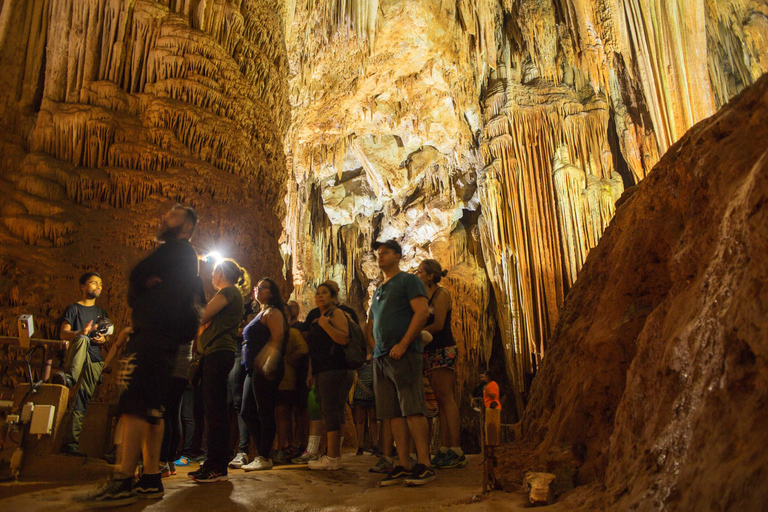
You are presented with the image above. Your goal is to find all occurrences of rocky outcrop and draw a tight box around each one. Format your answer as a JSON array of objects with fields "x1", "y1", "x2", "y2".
[{"x1": 521, "y1": 74, "x2": 768, "y2": 510}]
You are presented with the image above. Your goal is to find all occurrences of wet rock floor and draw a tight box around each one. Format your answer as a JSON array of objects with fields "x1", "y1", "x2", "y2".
[{"x1": 0, "y1": 453, "x2": 531, "y2": 511}]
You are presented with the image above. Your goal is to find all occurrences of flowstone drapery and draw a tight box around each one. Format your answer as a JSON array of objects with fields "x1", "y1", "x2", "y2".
[{"x1": 0, "y1": 0, "x2": 290, "y2": 343}]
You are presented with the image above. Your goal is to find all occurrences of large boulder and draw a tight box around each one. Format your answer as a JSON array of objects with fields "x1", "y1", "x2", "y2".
[{"x1": 521, "y1": 74, "x2": 768, "y2": 510}]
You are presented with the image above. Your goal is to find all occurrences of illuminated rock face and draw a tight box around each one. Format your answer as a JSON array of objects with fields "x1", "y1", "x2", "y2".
[
  {"x1": 282, "y1": 0, "x2": 768, "y2": 396},
  {"x1": 0, "y1": 0, "x2": 289, "y2": 337},
  {"x1": 523, "y1": 74, "x2": 768, "y2": 508}
]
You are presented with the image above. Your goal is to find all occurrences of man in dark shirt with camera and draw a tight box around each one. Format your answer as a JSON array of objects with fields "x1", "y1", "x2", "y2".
[{"x1": 53, "y1": 272, "x2": 110, "y2": 457}]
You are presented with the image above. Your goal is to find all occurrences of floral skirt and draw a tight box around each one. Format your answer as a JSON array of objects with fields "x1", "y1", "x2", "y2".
[{"x1": 423, "y1": 345, "x2": 457, "y2": 377}]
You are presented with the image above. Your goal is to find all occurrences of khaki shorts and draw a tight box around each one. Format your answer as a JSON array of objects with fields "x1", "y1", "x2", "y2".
[{"x1": 373, "y1": 351, "x2": 426, "y2": 419}]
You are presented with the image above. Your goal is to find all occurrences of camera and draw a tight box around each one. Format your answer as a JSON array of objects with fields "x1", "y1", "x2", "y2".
[{"x1": 89, "y1": 316, "x2": 114, "y2": 338}]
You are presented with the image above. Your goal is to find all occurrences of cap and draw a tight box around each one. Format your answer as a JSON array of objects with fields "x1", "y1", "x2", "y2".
[{"x1": 372, "y1": 239, "x2": 402, "y2": 255}]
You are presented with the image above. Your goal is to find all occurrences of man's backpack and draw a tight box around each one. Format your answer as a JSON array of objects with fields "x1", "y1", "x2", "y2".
[{"x1": 327, "y1": 308, "x2": 366, "y2": 370}]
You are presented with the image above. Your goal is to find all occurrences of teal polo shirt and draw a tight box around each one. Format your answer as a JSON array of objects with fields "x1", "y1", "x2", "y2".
[{"x1": 370, "y1": 271, "x2": 428, "y2": 358}]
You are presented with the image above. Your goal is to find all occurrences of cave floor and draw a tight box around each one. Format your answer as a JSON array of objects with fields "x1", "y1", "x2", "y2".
[{"x1": 0, "y1": 453, "x2": 532, "y2": 511}]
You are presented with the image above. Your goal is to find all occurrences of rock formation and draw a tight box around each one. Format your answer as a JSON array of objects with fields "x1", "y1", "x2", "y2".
[
  {"x1": 519, "y1": 74, "x2": 768, "y2": 510},
  {"x1": 0, "y1": 0, "x2": 290, "y2": 345},
  {"x1": 281, "y1": 0, "x2": 768, "y2": 402}
]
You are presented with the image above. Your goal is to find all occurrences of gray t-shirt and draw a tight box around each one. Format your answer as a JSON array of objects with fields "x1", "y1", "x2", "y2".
[
  {"x1": 197, "y1": 286, "x2": 244, "y2": 356},
  {"x1": 369, "y1": 272, "x2": 428, "y2": 358}
]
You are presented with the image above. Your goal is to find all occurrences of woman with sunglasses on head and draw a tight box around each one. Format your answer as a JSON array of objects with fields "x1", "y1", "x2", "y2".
[
  {"x1": 415, "y1": 259, "x2": 465, "y2": 469},
  {"x1": 239, "y1": 278, "x2": 288, "y2": 471},
  {"x1": 189, "y1": 260, "x2": 245, "y2": 483}
]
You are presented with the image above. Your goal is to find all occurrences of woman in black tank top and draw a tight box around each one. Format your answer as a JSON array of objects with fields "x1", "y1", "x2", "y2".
[{"x1": 416, "y1": 259, "x2": 466, "y2": 468}]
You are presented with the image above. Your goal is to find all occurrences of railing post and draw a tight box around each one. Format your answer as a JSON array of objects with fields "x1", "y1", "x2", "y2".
[{"x1": 41, "y1": 346, "x2": 52, "y2": 382}]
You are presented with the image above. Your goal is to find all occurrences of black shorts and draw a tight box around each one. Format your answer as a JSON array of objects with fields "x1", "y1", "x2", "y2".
[{"x1": 116, "y1": 333, "x2": 177, "y2": 424}]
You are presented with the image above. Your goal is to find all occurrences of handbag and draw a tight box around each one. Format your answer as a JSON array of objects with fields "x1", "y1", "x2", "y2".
[
  {"x1": 254, "y1": 342, "x2": 284, "y2": 381},
  {"x1": 187, "y1": 354, "x2": 203, "y2": 385}
]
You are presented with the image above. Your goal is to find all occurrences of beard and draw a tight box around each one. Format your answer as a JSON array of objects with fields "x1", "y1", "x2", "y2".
[
  {"x1": 86, "y1": 289, "x2": 101, "y2": 300},
  {"x1": 156, "y1": 223, "x2": 184, "y2": 242}
]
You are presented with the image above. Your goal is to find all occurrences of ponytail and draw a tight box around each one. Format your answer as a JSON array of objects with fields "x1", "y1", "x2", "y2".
[
  {"x1": 421, "y1": 259, "x2": 447, "y2": 284},
  {"x1": 216, "y1": 259, "x2": 244, "y2": 286}
]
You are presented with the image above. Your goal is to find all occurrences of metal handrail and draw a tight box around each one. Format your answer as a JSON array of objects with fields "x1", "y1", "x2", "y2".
[{"x1": 0, "y1": 336, "x2": 68, "y2": 382}]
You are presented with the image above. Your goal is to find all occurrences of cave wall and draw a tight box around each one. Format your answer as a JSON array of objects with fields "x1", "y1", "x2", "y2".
[
  {"x1": 521, "y1": 74, "x2": 768, "y2": 510},
  {"x1": 0, "y1": 0, "x2": 290, "y2": 376},
  {"x1": 281, "y1": 0, "x2": 768, "y2": 397}
]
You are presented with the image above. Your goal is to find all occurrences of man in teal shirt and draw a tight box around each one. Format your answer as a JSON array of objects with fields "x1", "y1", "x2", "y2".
[{"x1": 368, "y1": 239, "x2": 435, "y2": 487}]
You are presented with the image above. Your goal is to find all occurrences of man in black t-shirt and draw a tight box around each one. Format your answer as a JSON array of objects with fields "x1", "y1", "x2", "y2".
[
  {"x1": 53, "y1": 272, "x2": 110, "y2": 457},
  {"x1": 86, "y1": 204, "x2": 204, "y2": 507}
]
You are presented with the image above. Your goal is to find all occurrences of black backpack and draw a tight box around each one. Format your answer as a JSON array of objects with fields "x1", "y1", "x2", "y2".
[{"x1": 327, "y1": 308, "x2": 366, "y2": 370}]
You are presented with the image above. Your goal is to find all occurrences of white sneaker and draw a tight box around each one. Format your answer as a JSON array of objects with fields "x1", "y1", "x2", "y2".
[
  {"x1": 307, "y1": 455, "x2": 342, "y2": 471},
  {"x1": 242, "y1": 456, "x2": 273, "y2": 471},
  {"x1": 228, "y1": 452, "x2": 249, "y2": 469}
]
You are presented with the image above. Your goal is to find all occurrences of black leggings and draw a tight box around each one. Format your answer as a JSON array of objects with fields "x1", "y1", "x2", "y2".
[
  {"x1": 160, "y1": 376, "x2": 188, "y2": 463},
  {"x1": 202, "y1": 350, "x2": 235, "y2": 472},
  {"x1": 180, "y1": 385, "x2": 195, "y2": 456},
  {"x1": 317, "y1": 370, "x2": 355, "y2": 432},
  {"x1": 241, "y1": 368, "x2": 283, "y2": 458}
]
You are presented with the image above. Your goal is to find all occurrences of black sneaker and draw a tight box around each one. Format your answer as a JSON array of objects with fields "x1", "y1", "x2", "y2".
[
  {"x1": 377, "y1": 465, "x2": 410, "y2": 487},
  {"x1": 51, "y1": 371, "x2": 74, "y2": 388},
  {"x1": 192, "y1": 466, "x2": 228, "y2": 483},
  {"x1": 188, "y1": 467, "x2": 204, "y2": 479},
  {"x1": 438, "y1": 449, "x2": 468, "y2": 469},
  {"x1": 102, "y1": 447, "x2": 117, "y2": 465},
  {"x1": 83, "y1": 476, "x2": 136, "y2": 508},
  {"x1": 404, "y1": 463, "x2": 436, "y2": 486},
  {"x1": 134, "y1": 473, "x2": 164, "y2": 499},
  {"x1": 60, "y1": 444, "x2": 87, "y2": 457}
]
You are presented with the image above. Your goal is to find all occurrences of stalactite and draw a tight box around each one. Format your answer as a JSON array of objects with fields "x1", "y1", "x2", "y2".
[
  {"x1": 553, "y1": 146, "x2": 588, "y2": 283},
  {"x1": 476, "y1": 74, "x2": 626, "y2": 388},
  {"x1": 705, "y1": 0, "x2": 768, "y2": 109},
  {"x1": 616, "y1": 0, "x2": 716, "y2": 154}
]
